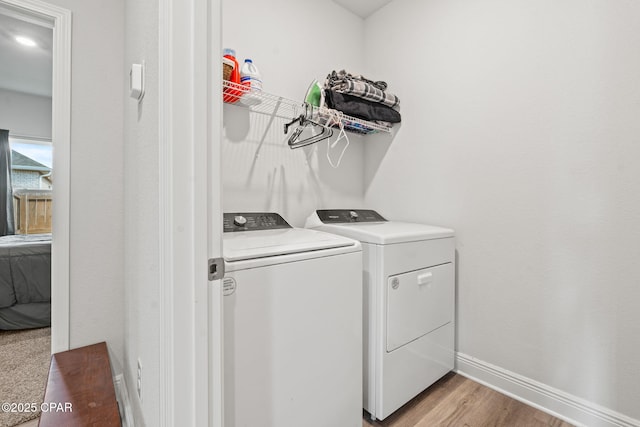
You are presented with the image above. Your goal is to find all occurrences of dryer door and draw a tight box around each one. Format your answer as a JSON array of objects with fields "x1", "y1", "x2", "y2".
[{"x1": 386, "y1": 263, "x2": 454, "y2": 352}]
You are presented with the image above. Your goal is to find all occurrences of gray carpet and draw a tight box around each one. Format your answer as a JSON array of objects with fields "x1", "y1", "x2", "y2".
[{"x1": 0, "y1": 328, "x2": 50, "y2": 427}]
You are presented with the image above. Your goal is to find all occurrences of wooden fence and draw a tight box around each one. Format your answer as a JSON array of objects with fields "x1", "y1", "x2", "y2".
[{"x1": 13, "y1": 190, "x2": 53, "y2": 234}]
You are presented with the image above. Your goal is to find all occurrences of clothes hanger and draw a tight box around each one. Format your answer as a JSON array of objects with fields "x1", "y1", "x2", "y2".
[
  {"x1": 288, "y1": 124, "x2": 334, "y2": 150},
  {"x1": 283, "y1": 104, "x2": 334, "y2": 150}
]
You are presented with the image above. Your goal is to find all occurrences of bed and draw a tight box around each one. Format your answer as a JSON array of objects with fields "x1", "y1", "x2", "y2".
[{"x1": 0, "y1": 233, "x2": 51, "y2": 330}]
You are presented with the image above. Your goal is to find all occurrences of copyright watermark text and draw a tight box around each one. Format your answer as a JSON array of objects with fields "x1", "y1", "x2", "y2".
[{"x1": 1, "y1": 402, "x2": 73, "y2": 413}]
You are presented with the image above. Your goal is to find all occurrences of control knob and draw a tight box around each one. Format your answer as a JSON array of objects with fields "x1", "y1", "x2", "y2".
[{"x1": 234, "y1": 215, "x2": 247, "y2": 227}]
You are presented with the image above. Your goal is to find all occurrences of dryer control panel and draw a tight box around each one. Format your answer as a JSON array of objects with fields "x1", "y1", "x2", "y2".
[
  {"x1": 316, "y1": 209, "x2": 387, "y2": 224},
  {"x1": 223, "y1": 212, "x2": 292, "y2": 232}
]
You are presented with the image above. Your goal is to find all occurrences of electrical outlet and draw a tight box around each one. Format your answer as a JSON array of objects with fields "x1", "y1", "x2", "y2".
[{"x1": 137, "y1": 359, "x2": 142, "y2": 401}]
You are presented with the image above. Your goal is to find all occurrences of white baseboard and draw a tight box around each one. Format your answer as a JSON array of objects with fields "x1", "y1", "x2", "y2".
[
  {"x1": 455, "y1": 352, "x2": 639, "y2": 427},
  {"x1": 113, "y1": 374, "x2": 135, "y2": 427}
]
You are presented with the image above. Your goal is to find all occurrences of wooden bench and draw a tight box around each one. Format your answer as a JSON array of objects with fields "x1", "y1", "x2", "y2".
[{"x1": 39, "y1": 342, "x2": 121, "y2": 427}]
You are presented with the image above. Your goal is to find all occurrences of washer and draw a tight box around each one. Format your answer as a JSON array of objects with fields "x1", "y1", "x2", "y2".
[
  {"x1": 306, "y1": 209, "x2": 455, "y2": 421},
  {"x1": 223, "y1": 212, "x2": 363, "y2": 427}
]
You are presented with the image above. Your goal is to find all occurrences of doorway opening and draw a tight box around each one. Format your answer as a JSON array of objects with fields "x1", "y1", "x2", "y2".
[{"x1": 0, "y1": 0, "x2": 70, "y2": 425}]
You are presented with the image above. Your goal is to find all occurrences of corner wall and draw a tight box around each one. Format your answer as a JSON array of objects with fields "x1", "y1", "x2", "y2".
[
  {"x1": 123, "y1": 0, "x2": 160, "y2": 424},
  {"x1": 0, "y1": 88, "x2": 51, "y2": 138},
  {"x1": 364, "y1": 0, "x2": 640, "y2": 423},
  {"x1": 221, "y1": 0, "x2": 367, "y2": 226},
  {"x1": 47, "y1": 0, "x2": 125, "y2": 369}
]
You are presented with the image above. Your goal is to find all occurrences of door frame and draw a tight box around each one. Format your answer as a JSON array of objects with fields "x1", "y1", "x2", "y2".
[
  {"x1": 158, "y1": 0, "x2": 223, "y2": 425},
  {"x1": 0, "y1": 0, "x2": 71, "y2": 354}
]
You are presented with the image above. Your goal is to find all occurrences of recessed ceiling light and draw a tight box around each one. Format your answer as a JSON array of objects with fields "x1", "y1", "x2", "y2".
[{"x1": 15, "y1": 36, "x2": 37, "y2": 47}]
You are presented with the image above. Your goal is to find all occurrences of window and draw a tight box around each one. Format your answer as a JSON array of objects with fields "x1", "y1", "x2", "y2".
[
  {"x1": 9, "y1": 137, "x2": 53, "y2": 234},
  {"x1": 9, "y1": 137, "x2": 52, "y2": 191}
]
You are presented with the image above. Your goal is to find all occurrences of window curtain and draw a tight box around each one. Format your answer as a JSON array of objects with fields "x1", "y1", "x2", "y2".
[{"x1": 0, "y1": 129, "x2": 15, "y2": 236}]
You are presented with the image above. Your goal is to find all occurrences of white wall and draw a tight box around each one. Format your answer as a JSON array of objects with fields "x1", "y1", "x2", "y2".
[
  {"x1": 364, "y1": 0, "x2": 640, "y2": 422},
  {"x1": 0, "y1": 88, "x2": 51, "y2": 138},
  {"x1": 123, "y1": 0, "x2": 159, "y2": 424},
  {"x1": 47, "y1": 0, "x2": 125, "y2": 368},
  {"x1": 221, "y1": 0, "x2": 367, "y2": 226}
]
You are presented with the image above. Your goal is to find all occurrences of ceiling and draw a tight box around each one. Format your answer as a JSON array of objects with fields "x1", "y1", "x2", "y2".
[
  {"x1": 0, "y1": 12, "x2": 52, "y2": 97},
  {"x1": 332, "y1": 0, "x2": 394, "y2": 19}
]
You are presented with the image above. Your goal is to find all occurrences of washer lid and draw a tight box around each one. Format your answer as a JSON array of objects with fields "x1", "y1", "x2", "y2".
[
  {"x1": 312, "y1": 221, "x2": 454, "y2": 245},
  {"x1": 223, "y1": 228, "x2": 358, "y2": 262}
]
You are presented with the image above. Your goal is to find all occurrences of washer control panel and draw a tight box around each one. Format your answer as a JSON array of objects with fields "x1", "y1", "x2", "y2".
[
  {"x1": 223, "y1": 212, "x2": 292, "y2": 232},
  {"x1": 316, "y1": 209, "x2": 387, "y2": 223}
]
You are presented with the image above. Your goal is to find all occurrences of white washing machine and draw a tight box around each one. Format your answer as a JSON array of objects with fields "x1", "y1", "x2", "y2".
[
  {"x1": 223, "y1": 212, "x2": 363, "y2": 427},
  {"x1": 306, "y1": 209, "x2": 455, "y2": 421}
]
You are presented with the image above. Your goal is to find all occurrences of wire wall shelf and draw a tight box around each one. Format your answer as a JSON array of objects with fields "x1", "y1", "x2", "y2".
[{"x1": 222, "y1": 80, "x2": 391, "y2": 135}]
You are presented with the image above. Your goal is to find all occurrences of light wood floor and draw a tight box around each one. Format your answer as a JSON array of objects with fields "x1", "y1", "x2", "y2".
[
  {"x1": 14, "y1": 374, "x2": 572, "y2": 427},
  {"x1": 362, "y1": 373, "x2": 574, "y2": 427}
]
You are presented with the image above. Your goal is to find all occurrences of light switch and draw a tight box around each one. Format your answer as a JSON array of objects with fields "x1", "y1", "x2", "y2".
[{"x1": 130, "y1": 62, "x2": 145, "y2": 101}]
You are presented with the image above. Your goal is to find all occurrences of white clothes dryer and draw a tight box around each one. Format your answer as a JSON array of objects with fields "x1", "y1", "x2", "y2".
[
  {"x1": 306, "y1": 209, "x2": 455, "y2": 421},
  {"x1": 223, "y1": 212, "x2": 363, "y2": 427}
]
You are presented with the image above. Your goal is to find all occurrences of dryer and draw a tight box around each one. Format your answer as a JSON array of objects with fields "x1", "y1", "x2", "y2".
[
  {"x1": 306, "y1": 209, "x2": 455, "y2": 421},
  {"x1": 223, "y1": 212, "x2": 363, "y2": 427}
]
